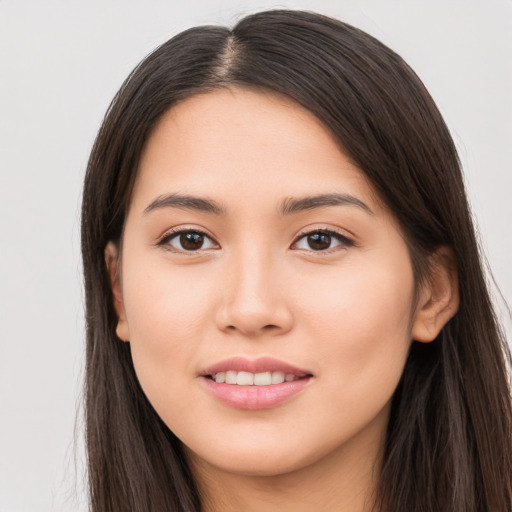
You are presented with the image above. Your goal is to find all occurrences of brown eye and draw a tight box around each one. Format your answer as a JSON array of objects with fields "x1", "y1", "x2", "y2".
[
  {"x1": 292, "y1": 229, "x2": 353, "y2": 252},
  {"x1": 307, "y1": 232, "x2": 332, "y2": 250},
  {"x1": 180, "y1": 232, "x2": 205, "y2": 250},
  {"x1": 159, "y1": 230, "x2": 218, "y2": 252}
]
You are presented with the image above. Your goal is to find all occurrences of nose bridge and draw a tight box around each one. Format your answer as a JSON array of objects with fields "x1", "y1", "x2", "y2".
[
  {"x1": 217, "y1": 241, "x2": 292, "y2": 336},
  {"x1": 232, "y1": 246, "x2": 273, "y2": 306}
]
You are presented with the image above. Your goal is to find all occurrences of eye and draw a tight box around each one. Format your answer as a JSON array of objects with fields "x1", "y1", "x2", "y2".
[
  {"x1": 158, "y1": 229, "x2": 218, "y2": 252},
  {"x1": 292, "y1": 229, "x2": 353, "y2": 252}
]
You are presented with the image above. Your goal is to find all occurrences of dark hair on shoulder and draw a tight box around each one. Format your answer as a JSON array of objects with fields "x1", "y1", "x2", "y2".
[{"x1": 81, "y1": 9, "x2": 512, "y2": 511}]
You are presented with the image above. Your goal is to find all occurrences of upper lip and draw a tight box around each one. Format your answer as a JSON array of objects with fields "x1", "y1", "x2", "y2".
[{"x1": 200, "y1": 357, "x2": 312, "y2": 377}]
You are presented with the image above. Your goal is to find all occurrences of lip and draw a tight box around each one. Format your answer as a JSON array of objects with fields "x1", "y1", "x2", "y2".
[
  {"x1": 199, "y1": 357, "x2": 313, "y2": 410},
  {"x1": 200, "y1": 356, "x2": 311, "y2": 377}
]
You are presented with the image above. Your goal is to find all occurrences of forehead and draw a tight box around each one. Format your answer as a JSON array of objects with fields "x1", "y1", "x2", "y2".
[{"x1": 131, "y1": 87, "x2": 381, "y2": 216}]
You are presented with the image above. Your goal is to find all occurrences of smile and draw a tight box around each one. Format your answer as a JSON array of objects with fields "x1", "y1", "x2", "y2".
[
  {"x1": 210, "y1": 371, "x2": 301, "y2": 385},
  {"x1": 200, "y1": 357, "x2": 313, "y2": 409}
]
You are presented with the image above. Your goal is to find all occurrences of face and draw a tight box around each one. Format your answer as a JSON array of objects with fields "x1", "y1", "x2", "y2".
[{"x1": 110, "y1": 88, "x2": 424, "y2": 478}]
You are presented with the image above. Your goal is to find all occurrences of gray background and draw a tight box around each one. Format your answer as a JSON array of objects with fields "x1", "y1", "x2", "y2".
[{"x1": 1, "y1": 1, "x2": 510, "y2": 510}]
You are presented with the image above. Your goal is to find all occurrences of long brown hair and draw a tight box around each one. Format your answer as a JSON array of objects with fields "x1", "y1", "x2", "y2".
[{"x1": 81, "y1": 9, "x2": 512, "y2": 511}]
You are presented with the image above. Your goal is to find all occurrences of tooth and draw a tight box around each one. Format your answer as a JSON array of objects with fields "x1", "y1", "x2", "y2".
[
  {"x1": 237, "y1": 371, "x2": 254, "y2": 386},
  {"x1": 254, "y1": 372, "x2": 272, "y2": 386},
  {"x1": 214, "y1": 372, "x2": 225, "y2": 383},
  {"x1": 214, "y1": 370, "x2": 296, "y2": 386},
  {"x1": 225, "y1": 371, "x2": 237, "y2": 384},
  {"x1": 271, "y1": 371, "x2": 285, "y2": 384}
]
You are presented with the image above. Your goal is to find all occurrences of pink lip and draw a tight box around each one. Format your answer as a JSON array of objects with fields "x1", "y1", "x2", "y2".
[
  {"x1": 199, "y1": 357, "x2": 313, "y2": 410},
  {"x1": 200, "y1": 356, "x2": 311, "y2": 377}
]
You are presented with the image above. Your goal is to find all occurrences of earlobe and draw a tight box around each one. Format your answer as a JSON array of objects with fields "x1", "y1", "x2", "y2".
[
  {"x1": 411, "y1": 247, "x2": 460, "y2": 343},
  {"x1": 105, "y1": 242, "x2": 130, "y2": 342}
]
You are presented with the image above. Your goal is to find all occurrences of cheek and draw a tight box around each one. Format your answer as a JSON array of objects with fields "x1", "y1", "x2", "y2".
[
  {"x1": 120, "y1": 257, "x2": 217, "y2": 405},
  {"x1": 296, "y1": 253, "x2": 415, "y2": 401},
  {"x1": 124, "y1": 251, "x2": 215, "y2": 335}
]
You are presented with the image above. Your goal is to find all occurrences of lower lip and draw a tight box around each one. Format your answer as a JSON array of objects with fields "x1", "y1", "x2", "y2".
[{"x1": 201, "y1": 376, "x2": 311, "y2": 410}]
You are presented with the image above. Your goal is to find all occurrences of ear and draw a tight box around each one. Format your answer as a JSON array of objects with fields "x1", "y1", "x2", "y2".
[
  {"x1": 105, "y1": 242, "x2": 130, "y2": 342},
  {"x1": 411, "y1": 246, "x2": 459, "y2": 343}
]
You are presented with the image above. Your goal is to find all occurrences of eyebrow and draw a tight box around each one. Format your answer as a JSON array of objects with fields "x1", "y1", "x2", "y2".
[
  {"x1": 144, "y1": 194, "x2": 225, "y2": 215},
  {"x1": 143, "y1": 192, "x2": 373, "y2": 216},
  {"x1": 279, "y1": 193, "x2": 373, "y2": 216}
]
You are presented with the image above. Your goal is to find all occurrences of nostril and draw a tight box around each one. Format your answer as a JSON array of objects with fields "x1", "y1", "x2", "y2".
[
  {"x1": 225, "y1": 323, "x2": 282, "y2": 336},
  {"x1": 216, "y1": 300, "x2": 294, "y2": 336}
]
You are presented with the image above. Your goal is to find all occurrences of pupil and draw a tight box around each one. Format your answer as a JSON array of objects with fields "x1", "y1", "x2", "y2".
[
  {"x1": 180, "y1": 232, "x2": 203, "y2": 250},
  {"x1": 308, "y1": 233, "x2": 331, "y2": 250}
]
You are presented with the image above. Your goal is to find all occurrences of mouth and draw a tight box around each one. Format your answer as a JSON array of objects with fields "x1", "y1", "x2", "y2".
[
  {"x1": 199, "y1": 357, "x2": 313, "y2": 410},
  {"x1": 207, "y1": 370, "x2": 307, "y2": 385}
]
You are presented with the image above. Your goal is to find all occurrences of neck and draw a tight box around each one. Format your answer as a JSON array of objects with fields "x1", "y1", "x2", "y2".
[{"x1": 186, "y1": 411, "x2": 386, "y2": 512}]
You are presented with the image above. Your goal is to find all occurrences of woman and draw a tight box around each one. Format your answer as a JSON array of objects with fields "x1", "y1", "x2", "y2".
[{"x1": 81, "y1": 9, "x2": 512, "y2": 512}]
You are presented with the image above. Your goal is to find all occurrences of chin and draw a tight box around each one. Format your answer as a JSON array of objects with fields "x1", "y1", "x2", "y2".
[
  {"x1": 201, "y1": 451, "x2": 313, "y2": 478},
  {"x1": 184, "y1": 432, "x2": 337, "y2": 479}
]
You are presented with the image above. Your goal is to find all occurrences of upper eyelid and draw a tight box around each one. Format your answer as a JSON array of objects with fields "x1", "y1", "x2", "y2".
[
  {"x1": 157, "y1": 226, "x2": 217, "y2": 244},
  {"x1": 157, "y1": 226, "x2": 354, "y2": 252},
  {"x1": 292, "y1": 228, "x2": 354, "y2": 250},
  {"x1": 294, "y1": 227, "x2": 350, "y2": 239}
]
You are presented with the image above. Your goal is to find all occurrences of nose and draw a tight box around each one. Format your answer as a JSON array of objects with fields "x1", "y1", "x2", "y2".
[{"x1": 215, "y1": 248, "x2": 294, "y2": 338}]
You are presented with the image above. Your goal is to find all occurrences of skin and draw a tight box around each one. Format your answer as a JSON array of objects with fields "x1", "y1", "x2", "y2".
[{"x1": 106, "y1": 88, "x2": 458, "y2": 511}]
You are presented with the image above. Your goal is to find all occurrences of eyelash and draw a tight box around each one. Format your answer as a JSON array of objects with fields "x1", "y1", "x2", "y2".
[{"x1": 157, "y1": 226, "x2": 354, "y2": 255}]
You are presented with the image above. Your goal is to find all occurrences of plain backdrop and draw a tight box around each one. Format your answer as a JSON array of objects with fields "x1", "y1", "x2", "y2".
[{"x1": 0, "y1": 1, "x2": 510, "y2": 510}]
